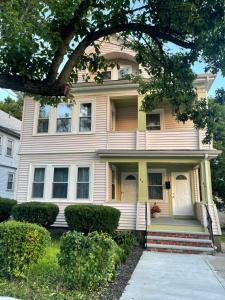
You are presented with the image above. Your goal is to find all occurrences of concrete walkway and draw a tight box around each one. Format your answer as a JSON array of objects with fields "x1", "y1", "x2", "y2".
[{"x1": 120, "y1": 252, "x2": 225, "y2": 300}]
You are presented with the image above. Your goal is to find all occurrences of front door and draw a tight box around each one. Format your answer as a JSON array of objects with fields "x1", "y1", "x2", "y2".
[
  {"x1": 172, "y1": 172, "x2": 194, "y2": 216},
  {"x1": 121, "y1": 172, "x2": 138, "y2": 202}
]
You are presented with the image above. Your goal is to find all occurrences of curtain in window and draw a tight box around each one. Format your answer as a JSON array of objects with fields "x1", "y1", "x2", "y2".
[
  {"x1": 32, "y1": 168, "x2": 45, "y2": 198},
  {"x1": 77, "y1": 167, "x2": 89, "y2": 199},
  {"x1": 52, "y1": 168, "x2": 68, "y2": 198}
]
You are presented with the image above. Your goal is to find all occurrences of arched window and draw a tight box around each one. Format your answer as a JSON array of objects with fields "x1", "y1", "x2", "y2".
[{"x1": 176, "y1": 175, "x2": 187, "y2": 180}]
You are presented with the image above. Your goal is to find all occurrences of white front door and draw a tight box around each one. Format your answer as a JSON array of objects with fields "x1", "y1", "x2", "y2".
[
  {"x1": 121, "y1": 172, "x2": 138, "y2": 202},
  {"x1": 172, "y1": 172, "x2": 194, "y2": 216}
]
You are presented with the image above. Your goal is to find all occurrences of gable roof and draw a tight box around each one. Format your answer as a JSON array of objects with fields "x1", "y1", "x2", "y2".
[
  {"x1": 0, "y1": 125, "x2": 20, "y2": 139},
  {"x1": 0, "y1": 110, "x2": 21, "y2": 133}
]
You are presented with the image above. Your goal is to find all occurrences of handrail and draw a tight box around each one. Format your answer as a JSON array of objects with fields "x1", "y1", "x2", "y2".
[
  {"x1": 204, "y1": 204, "x2": 214, "y2": 246},
  {"x1": 145, "y1": 202, "x2": 148, "y2": 249}
]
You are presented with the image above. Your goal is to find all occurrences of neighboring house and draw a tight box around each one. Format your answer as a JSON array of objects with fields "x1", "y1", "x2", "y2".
[
  {"x1": 16, "y1": 36, "x2": 221, "y2": 253},
  {"x1": 0, "y1": 110, "x2": 21, "y2": 199}
]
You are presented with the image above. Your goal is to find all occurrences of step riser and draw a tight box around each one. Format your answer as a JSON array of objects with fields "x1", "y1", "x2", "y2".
[
  {"x1": 146, "y1": 248, "x2": 212, "y2": 254},
  {"x1": 147, "y1": 232, "x2": 209, "y2": 239},
  {"x1": 147, "y1": 240, "x2": 212, "y2": 247}
]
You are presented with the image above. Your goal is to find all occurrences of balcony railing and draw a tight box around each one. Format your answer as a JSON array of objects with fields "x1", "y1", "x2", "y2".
[{"x1": 107, "y1": 129, "x2": 212, "y2": 151}]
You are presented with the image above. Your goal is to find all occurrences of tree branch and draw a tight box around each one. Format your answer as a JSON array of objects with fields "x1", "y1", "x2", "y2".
[{"x1": 57, "y1": 22, "x2": 195, "y2": 84}]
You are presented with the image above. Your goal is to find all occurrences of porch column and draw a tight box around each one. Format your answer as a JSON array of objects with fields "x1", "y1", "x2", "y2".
[
  {"x1": 200, "y1": 158, "x2": 213, "y2": 204},
  {"x1": 138, "y1": 96, "x2": 146, "y2": 131},
  {"x1": 138, "y1": 161, "x2": 148, "y2": 202}
]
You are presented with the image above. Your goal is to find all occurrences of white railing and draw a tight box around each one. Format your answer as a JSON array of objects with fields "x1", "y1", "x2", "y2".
[{"x1": 106, "y1": 130, "x2": 212, "y2": 151}]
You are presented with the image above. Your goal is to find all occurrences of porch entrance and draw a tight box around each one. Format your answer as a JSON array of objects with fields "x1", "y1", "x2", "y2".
[
  {"x1": 121, "y1": 172, "x2": 138, "y2": 202},
  {"x1": 172, "y1": 172, "x2": 194, "y2": 216}
]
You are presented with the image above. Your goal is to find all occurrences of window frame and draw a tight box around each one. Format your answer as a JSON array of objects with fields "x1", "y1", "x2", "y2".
[
  {"x1": 37, "y1": 104, "x2": 51, "y2": 134},
  {"x1": 148, "y1": 169, "x2": 166, "y2": 201},
  {"x1": 31, "y1": 167, "x2": 46, "y2": 198},
  {"x1": 52, "y1": 166, "x2": 70, "y2": 199},
  {"x1": 77, "y1": 100, "x2": 95, "y2": 134},
  {"x1": 118, "y1": 65, "x2": 132, "y2": 80},
  {"x1": 6, "y1": 139, "x2": 14, "y2": 157},
  {"x1": 76, "y1": 165, "x2": 92, "y2": 201},
  {"x1": 6, "y1": 172, "x2": 15, "y2": 191},
  {"x1": 29, "y1": 166, "x2": 46, "y2": 200},
  {"x1": 56, "y1": 103, "x2": 73, "y2": 133},
  {"x1": 146, "y1": 109, "x2": 164, "y2": 131}
]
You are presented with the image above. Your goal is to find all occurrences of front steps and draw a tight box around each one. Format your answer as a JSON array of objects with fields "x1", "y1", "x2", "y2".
[{"x1": 146, "y1": 230, "x2": 214, "y2": 254}]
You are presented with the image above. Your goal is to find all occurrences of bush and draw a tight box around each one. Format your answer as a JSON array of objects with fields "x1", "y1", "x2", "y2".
[
  {"x1": 0, "y1": 197, "x2": 17, "y2": 222},
  {"x1": 112, "y1": 231, "x2": 139, "y2": 262},
  {"x1": 65, "y1": 205, "x2": 120, "y2": 234},
  {"x1": 0, "y1": 220, "x2": 50, "y2": 278},
  {"x1": 58, "y1": 231, "x2": 121, "y2": 290},
  {"x1": 12, "y1": 202, "x2": 59, "y2": 228}
]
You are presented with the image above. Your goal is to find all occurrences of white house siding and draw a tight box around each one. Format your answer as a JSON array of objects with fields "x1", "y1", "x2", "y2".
[{"x1": 0, "y1": 166, "x2": 16, "y2": 199}]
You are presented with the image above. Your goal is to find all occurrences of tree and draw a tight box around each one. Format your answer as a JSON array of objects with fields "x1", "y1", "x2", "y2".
[
  {"x1": 0, "y1": 96, "x2": 23, "y2": 120},
  {"x1": 0, "y1": 1, "x2": 224, "y2": 139},
  {"x1": 209, "y1": 89, "x2": 225, "y2": 209}
]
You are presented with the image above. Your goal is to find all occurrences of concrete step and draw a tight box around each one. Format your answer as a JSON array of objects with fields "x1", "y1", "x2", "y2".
[{"x1": 146, "y1": 243, "x2": 214, "y2": 254}]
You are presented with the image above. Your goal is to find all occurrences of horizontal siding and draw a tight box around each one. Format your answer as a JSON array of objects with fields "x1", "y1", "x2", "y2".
[
  {"x1": 107, "y1": 132, "x2": 136, "y2": 149},
  {"x1": 149, "y1": 200, "x2": 170, "y2": 217},
  {"x1": 115, "y1": 104, "x2": 137, "y2": 131}
]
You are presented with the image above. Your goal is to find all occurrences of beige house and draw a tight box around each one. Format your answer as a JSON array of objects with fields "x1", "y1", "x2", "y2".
[{"x1": 16, "y1": 36, "x2": 221, "y2": 253}]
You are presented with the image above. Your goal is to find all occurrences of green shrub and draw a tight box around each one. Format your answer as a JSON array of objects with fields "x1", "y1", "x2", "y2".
[
  {"x1": 0, "y1": 220, "x2": 50, "y2": 278},
  {"x1": 12, "y1": 202, "x2": 59, "y2": 228},
  {"x1": 64, "y1": 205, "x2": 120, "y2": 234},
  {"x1": 58, "y1": 231, "x2": 121, "y2": 290},
  {"x1": 112, "y1": 231, "x2": 139, "y2": 262},
  {"x1": 0, "y1": 197, "x2": 17, "y2": 222}
]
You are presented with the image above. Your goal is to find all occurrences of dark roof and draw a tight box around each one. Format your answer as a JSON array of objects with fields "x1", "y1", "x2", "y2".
[{"x1": 0, "y1": 125, "x2": 20, "y2": 139}]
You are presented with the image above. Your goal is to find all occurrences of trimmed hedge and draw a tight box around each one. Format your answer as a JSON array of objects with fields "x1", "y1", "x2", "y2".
[
  {"x1": 64, "y1": 205, "x2": 121, "y2": 234},
  {"x1": 0, "y1": 197, "x2": 17, "y2": 222},
  {"x1": 58, "y1": 231, "x2": 121, "y2": 290},
  {"x1": 12, "y1": 202, "x2": 59, "y2": 228},
  {"x1": 0, "y1": 220, "x2": 50, "y2": 278}
]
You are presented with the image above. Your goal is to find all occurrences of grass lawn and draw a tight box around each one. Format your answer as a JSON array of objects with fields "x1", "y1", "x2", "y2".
[
  {"x1": 0, "y1": 238, "x2": 99, "y2": 300},
  {"x1": 220, "y1": 232, "x2": 225, "y2": 243}
]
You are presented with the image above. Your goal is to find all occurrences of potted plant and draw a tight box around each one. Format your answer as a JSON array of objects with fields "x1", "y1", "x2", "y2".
[{"x1": 151, "y1": 202, "x2": 161, "y2": 218}]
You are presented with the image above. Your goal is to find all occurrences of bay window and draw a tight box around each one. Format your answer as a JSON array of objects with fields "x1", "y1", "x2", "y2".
[
  {"x1": 52, "y1": 167, "x2": 68, "y2": 198},
  {"x1": 76, "y1": 167, "x2": 90, "y2": 199},
  {"x1": 32, "y1": 168, "x2": 45, "y2": 198}
]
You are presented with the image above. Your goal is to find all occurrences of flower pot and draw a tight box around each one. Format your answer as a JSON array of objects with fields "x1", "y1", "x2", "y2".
[{"x1": 152, "y1": 212, "x2": 160, "y2": 218}]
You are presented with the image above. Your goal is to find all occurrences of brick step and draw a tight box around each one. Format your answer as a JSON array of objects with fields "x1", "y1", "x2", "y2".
[
  {"x1": 147, "y1": 230, "x2": 209, "y2": 239},
  {"x1": 147, "y1": 239, "x2": 212, "y2": 248},
  {"x1": 146, "y1": 243, "x2": 214, "y2": 254}
]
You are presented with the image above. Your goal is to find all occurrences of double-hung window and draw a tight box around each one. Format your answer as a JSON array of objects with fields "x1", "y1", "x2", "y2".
[
  {"x1": 56, "y1": 104, "x2": 72, "y2": 132},
  {"x1": 148, "y1": 173, "x2": 163, "y2": 200},
  {"x1": 32, "y1": 168, "x2": 45, "y2": 198},
  {"x1": 52, "y1": 167, "x2": 68, "y2": 198},
  {"x1": 6, "y1": 139, "x2": 13, "y2": 157},
  {"x1": 76, "y1": 167, "x2": 90, "y2": 199},
  {"x1": 38, "y1": 105, "x2": 50, "y2": 133},
  {"x1": 79, "y1": 103, "x2": 92, "y2": 132},
  {"x1": 146, "y1": 113, "x2": 161, "y2": 130},
  {"x1": 7, "y1": 173, "x2": 14, "y2": 191}
]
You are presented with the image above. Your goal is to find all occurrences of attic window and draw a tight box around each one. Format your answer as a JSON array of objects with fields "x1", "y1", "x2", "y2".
[
  {"x1": 176, "y1": 175, "x2": 187, "y2": 180},
  {"x1": 102, "y1": 71, "x2": 111, "y2": 80}
]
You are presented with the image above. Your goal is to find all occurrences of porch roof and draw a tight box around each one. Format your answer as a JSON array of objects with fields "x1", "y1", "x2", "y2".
[{"x1": 97, "y1": 149, "x2": 220, "y2": 160}]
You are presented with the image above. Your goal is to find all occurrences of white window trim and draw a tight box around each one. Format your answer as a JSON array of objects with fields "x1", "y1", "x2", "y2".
[
  {"x1": 5, "y1": 139, "x2": 14, "y2": 157},
  {"x1": 148, "y1": 169, "x2": 166, "y2": 201},
  {"x1": 29, "y1": 165, "x2": 47, "y2": 200},
  {"x1": 75, "y1": 163, "x2": 94, "y2": 202},
  {"x1": 6, "y1": 172, "x2": 15, "y2": 191},
  {"x1": 28, "y1": 163, "x2": 94, "y2": 203},
  {"x1": 146, "y1": 109, "x2": 165, "y2": 131},
  {"x1": 33, "y1": 100, "x2": 95, "y2": 136},
  {"x1": 55, "y1": 103, "x2": 73, "y2": 134}
]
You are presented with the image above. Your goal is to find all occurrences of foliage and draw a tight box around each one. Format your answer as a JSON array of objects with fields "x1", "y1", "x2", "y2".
[
  {"x1": 111, "y1": 231, "x2": 139, "y2": 262},
  {"x1": 0, "y1": 1, "x2": 225, "y2": 141},
  {"x1": 0, "y1": 198, "x2": 17, "y2": 222},
  {"x1": 58, "y1": 231, "x2": 121, "y2": 291},
  {"x1": 151, "y1": 202, "x2": 161, "y2": 214},
  {"x1": 64, "y1": 204, "x2": 120, "y2": 234},
  {"x1": 0, "y1": 221, "x2": 50, "y2": 278},
  {"x1": 0, "y1": 95, "x2": 23, "y2": 120},
  {"x1": 208, "y1": 88, "x2": 225, "y2": 209},
  {"x1": 12, "y1": 201, "x2": 59, "y2": 228}
]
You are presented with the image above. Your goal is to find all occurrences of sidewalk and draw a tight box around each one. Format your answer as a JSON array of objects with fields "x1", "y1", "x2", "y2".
[{"x1": 120, "y1": 252, "x2": 225, "y2": 300}]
